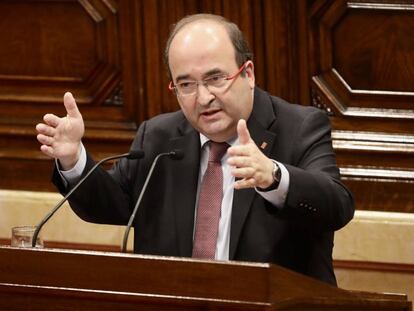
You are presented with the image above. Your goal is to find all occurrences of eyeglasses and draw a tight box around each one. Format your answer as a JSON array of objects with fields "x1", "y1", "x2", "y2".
[{"x1": 168, "y1": 62, "x2": 248, "y2": 97}]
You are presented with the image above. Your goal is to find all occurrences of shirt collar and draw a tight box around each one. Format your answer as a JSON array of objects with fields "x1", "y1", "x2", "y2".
[{"x1": 199, "y1": 133, "x2": 238, "y2": 149}]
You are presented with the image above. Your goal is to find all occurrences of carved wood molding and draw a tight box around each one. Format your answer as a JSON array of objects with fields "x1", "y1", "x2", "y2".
[
  {"x1": 309, "y1": 0, "x2": 414, "y2": 133},
  {"x1": 0, "y1": 0, "x2": 121, "y2": 109},
  {"x1": 333, "y1": 131, "x2": 414, "y2": 156},
  {"x1": 308, "y1": 1, "x2": 414, "y2": 213},
  {"x1": 340, "y1": 167, "x2": 414, "y2": 183},
  {"x1": 334, "y1": 259, "x2": 414, "y2": 274}
]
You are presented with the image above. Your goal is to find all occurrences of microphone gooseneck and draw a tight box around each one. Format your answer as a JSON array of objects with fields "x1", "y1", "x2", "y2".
[
  {"x1": 121, "y1": 150, "x2": 184, "y2": 252},
  {"x1": 128, "y1": 150, "x2": 145, "y2": 159},
  {"x1": 31, "y1": 150, "x2": 144, "y2": 247},
  {"x1": 169, "y1": 149, "x2": 184, "y2": 160}
]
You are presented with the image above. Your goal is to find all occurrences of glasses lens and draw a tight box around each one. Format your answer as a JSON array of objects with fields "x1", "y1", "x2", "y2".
[
  {"x1": 177, "y1": 81, "x2": 197, "y2": 96},
  {"x1": 205, "y1": 76, "x2": 227, "y2": 89}
]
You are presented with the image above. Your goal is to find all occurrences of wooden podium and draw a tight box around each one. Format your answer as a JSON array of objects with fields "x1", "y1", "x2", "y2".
[{"x1": 0, "y1": 246, "x2": 411, "y2": 310}]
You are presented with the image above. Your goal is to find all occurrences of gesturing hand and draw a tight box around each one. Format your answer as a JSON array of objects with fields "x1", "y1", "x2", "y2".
[
  {"x1": 227, "y1": 119, "x2": 274, "y2": 190},
  {"x1": 36, "y1": 92, "x2": 85, "y2": 170}
]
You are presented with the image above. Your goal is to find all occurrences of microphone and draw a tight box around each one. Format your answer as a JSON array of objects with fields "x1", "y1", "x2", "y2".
[
  {"x1": 121, "y1": 149, "x2": 184, "y2": 252},
  {"x1": 31, "y1": 149, "x2": 145, "y2": 247}
]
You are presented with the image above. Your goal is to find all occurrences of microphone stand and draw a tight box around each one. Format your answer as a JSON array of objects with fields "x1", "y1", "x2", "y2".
[
  {"x1": 121, "y1": 150, "x2": 183, "y2": 252},
  {"x1": 32, "y1": 151, "x2": 143, "y2": 247}
]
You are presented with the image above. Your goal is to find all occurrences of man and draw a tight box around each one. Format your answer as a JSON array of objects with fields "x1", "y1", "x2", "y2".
[{"x1": 36, "y1": 14, "x2": 354, "y2": 285}]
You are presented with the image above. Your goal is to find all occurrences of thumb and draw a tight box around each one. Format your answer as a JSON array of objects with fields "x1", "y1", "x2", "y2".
[
  {"x1": 63, "y1": 92, "x2": 82, "y2": 119},
  {"x1": 237, "y1": 119, "x2": 251, "y2": 145}
]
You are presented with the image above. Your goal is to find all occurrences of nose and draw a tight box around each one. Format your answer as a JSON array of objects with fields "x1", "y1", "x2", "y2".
[{"x1": 196, "y1": 82, "x2": 215, "y2": 106}]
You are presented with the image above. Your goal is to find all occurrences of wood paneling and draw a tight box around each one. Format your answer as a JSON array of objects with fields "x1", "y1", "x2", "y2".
[
  {"x1": 0, "y1": 0, "x2": 133, "y2": 191},
  {"x1": 308, "y1": 0, "x2": 414, "y2": 213},
  {"x1": 0, "y1": 0, "x2": 412, "y2": 214},
  {"x1": 0, "y1": 0, "x2": 124, "y2": 123},
  {"x1": 0, "y1": 0, "x2": 300, "y2": 191}
]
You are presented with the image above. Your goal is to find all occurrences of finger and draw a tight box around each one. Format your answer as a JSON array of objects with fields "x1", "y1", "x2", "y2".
[
  {"x1": 63, "y1": 92, "x2": 82, "y2": 119},
  {"x1": 40, "y1": 144, "x2": 55, "y2": 158},
  {"x1": 237, "y1": 119, "x2": 251, "y2": 145},
  {"x1": 35, "y1": 123, "x2": 45, "y2": 133},
  {"x1": 36, "y1": 123, "x2": 56, "y2": 137},
  {"x1": 227, "y1": 144, "x2": 251, "y2": 157},
  {"x1": 231, "y1": 167, "x2": 255, "y2": 179},
  {"x1": 37, "y1": 134, "x2": 54, "y2": 146},
  {"x1": 43, "y1": 114, "x2": 61, "y2": 128},
  {"x1": 227, "y1": 155, "x2": 250, "y2": 168},
  {"x1": 234, "y1": 178, "x2": 256, "y2": 190}
]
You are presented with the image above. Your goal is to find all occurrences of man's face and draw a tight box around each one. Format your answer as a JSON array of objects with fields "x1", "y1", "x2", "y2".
[{"x1": 168, "y1": 20, "x2": 255, "y2": 142}]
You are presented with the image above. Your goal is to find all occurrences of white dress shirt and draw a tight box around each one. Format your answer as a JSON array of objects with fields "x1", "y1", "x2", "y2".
[{"x1": 197, "y1": 135, "x2": 290, "y2": 260}]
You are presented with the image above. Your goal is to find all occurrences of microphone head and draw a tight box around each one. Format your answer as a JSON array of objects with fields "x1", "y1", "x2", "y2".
[
  {"x1": 169, "y1": 149, "x2": 184, "y2": 160},
  {"x1": 127, "y1": 150, "x2": 145, "y2": 159}
]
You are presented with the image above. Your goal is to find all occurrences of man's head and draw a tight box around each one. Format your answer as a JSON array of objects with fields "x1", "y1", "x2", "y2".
[
  {"x1": 165, "y1": 14, "x2": 253, "y2": 78},
  {"x1": 166, "y1": 14, "x2": 256, "y2": 142}
]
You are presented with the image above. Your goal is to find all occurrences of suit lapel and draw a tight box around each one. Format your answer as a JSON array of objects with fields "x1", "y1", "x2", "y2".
[
  {"x1": 167, "y1": 120, "x2": 200, "y2": 257},
  {"x1": 229, "y1": 88, "x2": 279, "y2": 259}
]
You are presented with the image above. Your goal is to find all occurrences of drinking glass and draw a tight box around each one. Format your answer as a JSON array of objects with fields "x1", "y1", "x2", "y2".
[{"x1": 11, "y1": 226, "x2": 44, "y2": 248}]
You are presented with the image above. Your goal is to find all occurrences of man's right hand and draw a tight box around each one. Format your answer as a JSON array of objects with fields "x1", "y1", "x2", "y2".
[{"x1": 36, "y1": 92, "x2": 85, "y2": 170}]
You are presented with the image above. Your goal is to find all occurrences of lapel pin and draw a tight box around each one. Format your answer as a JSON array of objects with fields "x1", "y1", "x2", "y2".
[{"x1": 260, "y1": 142, "x2": 268, "y2": 150}]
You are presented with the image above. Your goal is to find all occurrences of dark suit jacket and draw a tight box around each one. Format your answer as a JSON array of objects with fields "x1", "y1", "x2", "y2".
[{"x1": 54, "y1": 87, "x2": 354, "y2": 285}]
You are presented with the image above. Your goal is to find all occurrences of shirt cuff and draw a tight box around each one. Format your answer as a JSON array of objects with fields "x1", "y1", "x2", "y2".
[
  {"x1": 58, "y1": 143, "x2": 87, "y2": 187},
  {"x1": 256, "y1": 161, "x2": 290, "y2": 209}
]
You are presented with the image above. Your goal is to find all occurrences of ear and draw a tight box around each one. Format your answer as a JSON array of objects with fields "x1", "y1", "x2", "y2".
[{"x1": 244, "y1": 60, "x2": 255, "y2": 89}]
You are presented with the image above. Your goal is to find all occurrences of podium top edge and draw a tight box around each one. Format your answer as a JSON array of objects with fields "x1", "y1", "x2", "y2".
[{"x1": 0, "y1": 245, "x2": 270, "y2": 268}]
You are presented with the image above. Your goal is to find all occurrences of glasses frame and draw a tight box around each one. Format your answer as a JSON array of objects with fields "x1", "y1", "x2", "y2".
[{"x1": 168, "y1": 62, "x2": 248, "y2": 97}]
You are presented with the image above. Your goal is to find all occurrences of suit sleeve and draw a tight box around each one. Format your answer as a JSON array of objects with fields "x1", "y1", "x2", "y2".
[
  {"x1": 282, "y1": 109, "x2": 354, "y2": 232},
  {"x1": 52, "y1": 121, "x2": 148, "y2": 226}
]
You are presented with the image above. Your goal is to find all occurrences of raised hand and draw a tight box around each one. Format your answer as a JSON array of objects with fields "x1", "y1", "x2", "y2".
[
  {"x1": 227, "y1": 119, "x2": 274, "y2": 189},
  {"x1": 36, "y1": 92, "x2": 85, "y2": 170}
]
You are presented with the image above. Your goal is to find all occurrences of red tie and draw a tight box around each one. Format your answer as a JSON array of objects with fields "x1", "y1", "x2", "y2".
[{"x1": 192, "y1": 141, "x2": 229, "y2": 259}]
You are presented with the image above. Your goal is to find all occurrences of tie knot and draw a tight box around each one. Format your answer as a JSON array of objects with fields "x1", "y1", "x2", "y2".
[{"x1": 208, "y1": 141, "x2": 229, "y2": 163}]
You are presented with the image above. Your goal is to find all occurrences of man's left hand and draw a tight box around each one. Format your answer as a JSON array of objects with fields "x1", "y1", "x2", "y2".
[{"x1": 227, "y1": 119, "x2": 274, "y2": 189}]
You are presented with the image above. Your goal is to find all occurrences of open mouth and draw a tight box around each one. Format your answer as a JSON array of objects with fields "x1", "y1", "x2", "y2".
[{"x1": 201, "y1": 108, "x2": 221, "y2": 117}]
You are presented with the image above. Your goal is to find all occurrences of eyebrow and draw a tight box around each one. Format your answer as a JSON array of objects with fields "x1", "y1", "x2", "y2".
[
  {"x1": 174, "y1": 68, "x2": 226, "y2": 83},
  {"x1": 203, "y1": 68, "x2": 224, "y2": 77},
  {"x1": 175, "y1": 74, "x2": 191, "y2": 83}
]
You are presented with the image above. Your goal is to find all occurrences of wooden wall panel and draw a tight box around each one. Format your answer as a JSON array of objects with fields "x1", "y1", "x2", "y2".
[
  {"x1": 0, "y1": 0, "x2": 134, "y2": 192},
  {"x1": 0, "y1": 0, "x2": 412, "y2": 215},
  {"x1": 308, "y1": 0, "x2": 414, "y2": 213},
  {"x1": 0, "y1": 0, "x2": 126, "y2": 123}
]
